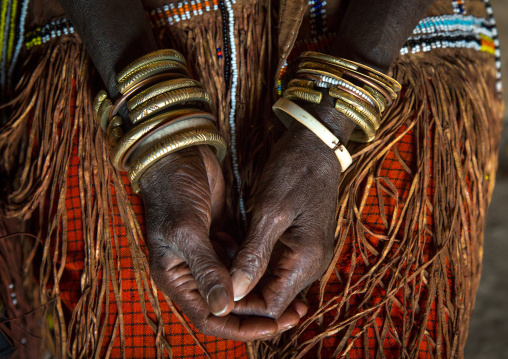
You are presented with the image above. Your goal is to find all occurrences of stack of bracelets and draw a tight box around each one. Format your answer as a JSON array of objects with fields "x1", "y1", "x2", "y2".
[
  {"x1": 273, "y1": 51, "x2": 401, "y2": 172},
  {"x1": 93, "y1": 49, "x2": 227, "y2": 193}
]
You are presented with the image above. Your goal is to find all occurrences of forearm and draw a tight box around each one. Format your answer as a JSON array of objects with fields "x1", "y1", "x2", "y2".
[
  {"x1": 58, "y1": 0, "x2": 158, "y2": 98},
  {"x1": 330, "y1": 0, "x2": 433, "y2": 73}
]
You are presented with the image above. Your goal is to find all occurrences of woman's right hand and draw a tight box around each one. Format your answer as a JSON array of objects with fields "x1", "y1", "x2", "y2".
[{"x1": 138, "y1": 145, "x2": 303, "y2": 341}]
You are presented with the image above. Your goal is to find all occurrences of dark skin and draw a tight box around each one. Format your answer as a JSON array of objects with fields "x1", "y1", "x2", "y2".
[{"x1": 59, "y1": 0, "x2": 432, "y2": 341}]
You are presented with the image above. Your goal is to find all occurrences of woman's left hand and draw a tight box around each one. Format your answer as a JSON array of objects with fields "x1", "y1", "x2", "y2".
[{"x1": 229, "y1": 115, "x2": 345, "y2": 323}]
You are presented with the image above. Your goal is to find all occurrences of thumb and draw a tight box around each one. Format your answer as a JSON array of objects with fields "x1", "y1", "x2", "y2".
[
  {"x1": 178, "y1": 228, "x2": 235, "y2": 317},
  {"x1": 230, "y1": 206, "x2": 293, "y2": 302}
]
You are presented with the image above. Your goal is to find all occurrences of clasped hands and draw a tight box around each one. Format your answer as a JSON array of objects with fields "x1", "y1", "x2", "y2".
[{"x1": 138, "y1": 112, "x2": 343, "y2": 342}]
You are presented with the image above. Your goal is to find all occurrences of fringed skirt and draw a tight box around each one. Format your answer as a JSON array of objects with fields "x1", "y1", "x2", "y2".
[{"x1": 0, "y1": 0, "x2": 504, "y2": 358}]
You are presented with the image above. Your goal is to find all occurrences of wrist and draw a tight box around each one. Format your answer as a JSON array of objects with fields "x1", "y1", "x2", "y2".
[{"x1": 138, "y1": 145, "x2": 205, "y2": 194}]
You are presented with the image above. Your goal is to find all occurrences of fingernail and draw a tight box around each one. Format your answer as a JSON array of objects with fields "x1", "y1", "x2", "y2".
[
  {"x1": 231, "y1": 271, "x2": 252, "y2": 301},
  {"x1": 207, "y1": 286, "x2": 229, "y2": 316}
]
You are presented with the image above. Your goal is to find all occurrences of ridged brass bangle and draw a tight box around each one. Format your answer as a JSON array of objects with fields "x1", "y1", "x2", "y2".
[
  {"x1": 125, "y1": 117, "x2": 217, "y2": 171},
  {"x1": 364, "y1": 84, "x2": 387, "y2": 113},
  {"x1": 283, "y1": 86, "x2": 323, "y2": 104},
  {"x1": 128, "y1": 129, "x2": 227, "y2": 193},
  {"x1": 97, "y1": 98, "x2": 113, "y2": 131},
  {"x1": 107, "y1": 116, "x2": 124, "y2": 145},
  {"x1": 329, "y1": 88, "x2": 380, "y2": 130},
  {"x1": 287, "y1": 79, "x2": 315, "y2": 89},
  {"x1": 118, "y1": 60, "x2": 189, "y2": 94},
  {"x1": 109, "y1": 73, "x2": 182, "y2": 122},
  {"x1": 334, "y1": 76, "x2": 381, "y2": 111},
  {"x1": 300, "y1": 51, "x2": 358, "y2": 70},
  {"x1": 106, "y1": 116, "x2": 123, "y2": 137},
  {"x1": 346, "y1": 58, "x2": 401, "y2": 92},
  {"x1": 110, "y1": 108, "x2": 213, "y2": 171},
  {"x1": 116, "y1": 49, "x2": 186, "y2": 83},
  {"x1": 129, "y1": 87, "x2": 212, "y2": 125},
  {"x1": 301, "y1": 51, "x2": 401, "y2": 92},
  {"x1": 127, "y1": 78, "x2": 203, "y2": 111},
  {"x1": 93, "y1": 90, "x2": 107, "y2": 121},
  {"x1": 296, "y1": 68, "x2": 343, "y2": 83},
  {"x1": 341, "y1": 68, "x2": 396, "y2": 102},
  {"x1": 334, "y1": 99, "x2": 376, "y2": 143},
  {"x1": 298, "y1": 61, "x2": 344, "y2": 78},
  {"x1": 326, "y1": 79, "x2": 381, "y2": 113}
]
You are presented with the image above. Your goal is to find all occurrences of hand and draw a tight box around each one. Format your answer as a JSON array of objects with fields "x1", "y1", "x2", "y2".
[
  {"x1": 138, "y1": 145, "x2": 302, "y2": 341},
  {"x1": 230, "y1": 107, "x2": 346, "y2": 322}
]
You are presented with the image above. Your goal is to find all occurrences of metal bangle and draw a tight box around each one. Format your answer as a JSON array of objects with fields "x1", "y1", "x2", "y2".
[
  {"x1": 300, "y1": 51, "x2": 358, "y2": 70},
  {"x1": 334, "y1": 99, "x2": 376, "y2": 143},
  {"x1": 116, "y1": 49, "x2": 186, "y2": 83},
  {"x1": 129, "y1": 87, "x2": 212, "y2": 125},
  {"x1": 127, "y1": 78, "x2": 203, "y2": 111},
  {"x1": 109, "y1": 73, "x2": 183, "y2": 123},
  {"x1": 93, "y1": 90, "x2": 107, "y2": 121},
  {"x1": 364, "y1": 84, "x2": 387, "y2": 113},
  {"x1": 329, "y1": 88, "x2": 380, "y2": 130},
  {"x1": 97, "y1": 98, "x2": 113, "y2": 131},
  {"x1": 118, "y1": 60, "x2": 189, "y2": 94},
  {"x1": 301, "y1": 51, "x2": 401, "y2": 92},
  {"x1": 287, "y1": 79, "x2": 315, "y2": 89},
  {"x1": 125, "y1": 117, "x2": 216, "y2": 171},
  {"x1": 128, "y1": 129, "x2": 227, "y2": 193},
  {"x1": 283, "y1": 86, "x2": 323, "y2": 104},
  {"x1": 298, "y1": 61, "x2": 344, "y2": 79},
  {"x1": 110, "y1": 109, "x2": 215, "y2": 171},
  {"x1": 344, "y1": 58, "x2": 401, "y2": 92},
  {"x1": 340, "y1": 68, "x2": 396, "y2": 103}
]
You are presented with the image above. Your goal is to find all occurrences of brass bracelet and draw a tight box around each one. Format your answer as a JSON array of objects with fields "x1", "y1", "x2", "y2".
[
  {"x1": 109, "y1": 73, "x2": 183, "y2": 122},
  {"x1": 106, "y1": 116, "x2": 124, "y2": 145},
  {"x1": 345, "y1": 59, "x2": 401, "y2": 92},
  {"x1": 93, "y1": 90, "x2": 107, "y2": 120},
  {"x1": 126, "y1": 117, "x2": 216, "y2": 171},
  {"x1": 128, "y1": 129, "x2": 227, "y2": 193},
  {"x1": 296, "y1": 67, "x2": 343, "y2": 83},
  {"x1": 334, "y1": 99, "x2": 376, "y2": 143},
  {"x1": 363, "y1": 84, "x2": 387, "y2": 113},
  {"x1": 301, "y1": 51, "x2": 401, "y2": 93},
  {"x1": 116, "y1": 49, "x2": 186, "y2": 83},
  {"x1": 129, "y1": 87, "x2": 212, "y2": 124},
  {"x1": 97, "y1": 98, "x2": 113, "y2": 131},
  {"x1": 110, "y1": 108, "x2": 214, "y2": 170},
  {"x1": 118, "y1": 60, "x2": 190, "y2": 94},
  {"x1": 287, "y1": 79, "x2": 315, "y2": 89},
  {"x1": 127, "y1": 78, "x2": 202, "y2": 111},
  {"x1": 340, "y1": 68, "x2": 395, "y2": 104},
  {"x1": 329, "y1": 88, "x2": 380, "y2": 130},
  {"x1": 300, "y1": 51, "x2": 357, "y2": 70},
  {"x1": 298, "y1": 61, "x2": 344, "y2": 79},
  {"x1": 283, "y1": 86, "x2": 323, "y2": 104}
]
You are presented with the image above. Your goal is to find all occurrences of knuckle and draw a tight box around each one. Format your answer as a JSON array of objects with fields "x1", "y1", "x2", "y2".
[{"x1": 236, "y1": 245, "x2": 270, "y2": 274}]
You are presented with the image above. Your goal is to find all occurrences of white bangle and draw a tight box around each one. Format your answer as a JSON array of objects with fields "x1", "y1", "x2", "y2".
[{"x1": 272, "y1": 98, "x2": 352, "y2": 172}]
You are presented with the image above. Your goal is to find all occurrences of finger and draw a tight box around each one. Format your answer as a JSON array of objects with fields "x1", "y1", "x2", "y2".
[
  {"x1": 230, "y1": 202, "x2": 294, "y2": 302},
  {"x1": 198, "y1": 145, "x2": 225, "y2": 223},
  {"x1": 210, "y1": 231, "x2": 238, "y2": 263},
  {"x1": 151, "y1": 255, "x2": 279, "y2": 341},
  {"x1": 231, "y1": 229, "x2": 328, "y2": 319},
  {"x1": 182, "y1": 234, "x2": 235, "y2": 316}
]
